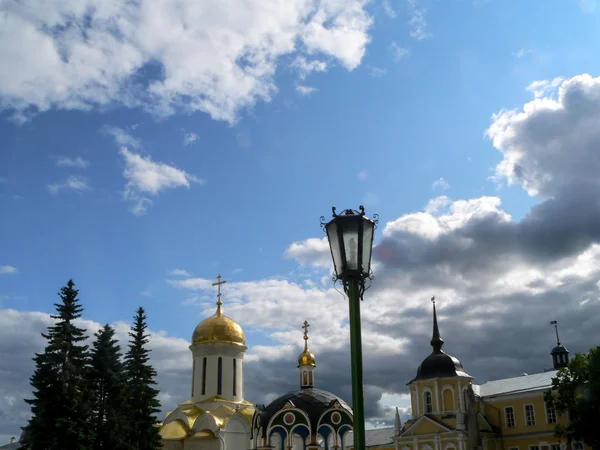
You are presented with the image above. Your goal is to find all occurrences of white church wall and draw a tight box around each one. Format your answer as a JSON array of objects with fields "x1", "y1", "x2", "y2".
[
  {"x1": 191, "y1": 342, "x2": 246, "y2": 403},
  {"x1": 225, "y1": 415, "x2": 251, "y2": 450}
]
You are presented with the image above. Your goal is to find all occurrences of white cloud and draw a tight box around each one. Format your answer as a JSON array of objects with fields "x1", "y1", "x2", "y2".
[
  {"x1": 382, "y1": 0, "x2": 397, "y2": 18},
  {"x1": 525, "y1": 77, "x2": 564, "y2": 99},
  {"x1": 47, "y1": 175, "x2": 90, "y2": 195},
  {"x1": 285, "y1": 237, "x2": 331, "y2": 268},
  {"x1": 0, "y1": 266, "x2": 18, "y2": 275},
  {"x1": 390, "y1": 42, "x2": 410, "y2": 61},
  {"x1": 55, "y1": 156, "x2": 90, "y2": 169},
  {"x1": 488, "y1": 74, "x2": 600, "y2": 197},
  {"x1": 183, "y1": 132, "x2": 198, "y2": 146},
  {"x1": 407, "y1": 0, "x2": 431, "y2": 40},
  {"x1": 120, "y1": 148, "x2": 204, "y2": 215},
  {"x1": 102, "y1": 126, "x2": 141, "y2": 149},
  {"x1": 358, "y1": 169, "x2": 369, "y2": 181},
  {"x1": 432, "y1": 177, "x2": 450, "y2": 191},
  {"x1": 424, "y1": 195, "x2": 450, "y2": 214},
  {"x1": 367, "y1": 66, "x2": 387, "y2": 77},
  {"x1": 139, "y1": 290, "x2": 151, "y2": 297},
  {"x1": 170, "y1": 269, "x2": 191, "y2": 277},
  {"x1": 0, "y1": 0, "x2": 373, "y2": 123},
  {"x1": 296, "y1": 85, "x2": 317, "y2": 96},
  {"x1": 292, "y1": 57, "x2": 328, "y2": 80},
  {"x1": 514, "y1": 48, "x2": 531, "y2": 58}
]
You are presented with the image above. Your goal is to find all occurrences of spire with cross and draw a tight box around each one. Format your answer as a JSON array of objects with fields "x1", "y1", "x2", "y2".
[
  {"x1": 302, "y1": 320, "x2": 310, "y2": 351},
  {"x1": 430, "y1": 295, "x2": 444, "y2": 352},
  {"x1": 212, "y1": 274, "x2": 227, "y2": 314}
]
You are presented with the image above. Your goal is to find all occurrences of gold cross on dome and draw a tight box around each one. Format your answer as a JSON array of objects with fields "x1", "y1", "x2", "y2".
[
  {"x1": 212, "y1": 274, "x2": 227, "y2": 305},
  {"x1": 302, "y1": 321, "x2": 310, "y2": 340}
]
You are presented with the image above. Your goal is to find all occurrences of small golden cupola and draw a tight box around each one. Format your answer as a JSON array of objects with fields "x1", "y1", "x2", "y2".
[
  {"x1": 298, "y1": 320, "x2": 316, "y2": 389},
  {"x1": 191, "y1": 274, "x2": 245, "y2": 346}
]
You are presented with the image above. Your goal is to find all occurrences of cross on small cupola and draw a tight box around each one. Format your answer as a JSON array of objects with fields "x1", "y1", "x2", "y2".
[{"x1": 302, "y1": 321, "x2": 310, "y2": 344}]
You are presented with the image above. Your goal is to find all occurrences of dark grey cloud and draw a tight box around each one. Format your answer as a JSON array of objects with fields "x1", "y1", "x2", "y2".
[{"x1": 375, "y1": 189, "x2": 600, "y2": 279}]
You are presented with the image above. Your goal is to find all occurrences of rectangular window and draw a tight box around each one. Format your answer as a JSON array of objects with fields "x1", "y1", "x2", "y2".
[
  {"x1": 192, "y1": 359, "x2": 196, "y2": 397},
  {"x1": 233, "y1": 358, "x2": 237, "y2": 396},
  {"x1": 525, "y1": 404, "x2": 536, "y2": 426},
  {"x1": 424, "y1": 392, "x2": 433, "y2": 413},
  {"x1": 508, "y1": 446, "x2": 519, "y2": 450},
  {"x1": 505, "y1": 406, "x2": 516, "y2": 428},
  {"x1": 529, "y1": 446, "x2": 540, "y2": 450},
  {"x1": 546, "y1": 403, "x2": 557, "y2": 424},
  {"x1": 217, "y1": 357, "x2": 223, "y2": 395},
  {"x1": 201, "y1": 357, "x2": 207, "y2": 395}
]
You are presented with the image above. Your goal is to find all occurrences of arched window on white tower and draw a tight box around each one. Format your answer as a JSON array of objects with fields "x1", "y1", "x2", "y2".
[
  {"x1": 233, "y1": 359, "x2": 237, "y2": 396},
  {"x1": 201, "y1": 357, "x2": 207, "y2": 395},
  {"x1": 217, "y1": 357, "x2": 223, "y2": 395},
  {"x1": 424, "y1": 391, "x2": 433, "y2": 413}
]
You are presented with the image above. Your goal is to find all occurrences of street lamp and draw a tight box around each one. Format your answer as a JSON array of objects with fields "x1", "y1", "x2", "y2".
[{"x1": 320, "y1": 205, "x2": 378, "y2": 450}]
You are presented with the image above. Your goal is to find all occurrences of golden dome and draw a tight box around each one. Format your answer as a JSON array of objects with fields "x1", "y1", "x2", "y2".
[
  {"x1": 192, "y1": 301, "x2": 245, "y2": 346},
  {"x1": 297, "y1": 320, "x2": 316, "y2": 367},
  {"x1": 298, "y1": 348, "x2": 316, "y2": 367}
]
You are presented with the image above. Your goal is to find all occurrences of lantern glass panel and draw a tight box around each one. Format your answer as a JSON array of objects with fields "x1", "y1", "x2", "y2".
[
  {"x1": 361, "y1": 218, "x2": 374, "y2": 275},
  {"x1": 342, "y1": 219, "x2": 360, "y2": 272},
  {"x1": 326, "y1": 220, "x2": 343, "y2": 278}
]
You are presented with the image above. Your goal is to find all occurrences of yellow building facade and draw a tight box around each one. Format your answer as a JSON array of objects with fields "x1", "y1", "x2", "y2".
[{"x1": 395, "y1": 299, "x2": 588, "y2": 450}]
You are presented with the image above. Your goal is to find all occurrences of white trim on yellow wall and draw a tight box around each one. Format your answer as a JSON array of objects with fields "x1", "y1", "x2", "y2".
[
  {"x1": 422, "y1": 388, "x2": 433, "y2": 414},
  {"x1": 504, "y1": 405, "x2": 516, "y2": 428},
  {"x1": 544, "y1": 401, "x2": 557, "y2": 425},
  {"x1": 523, "y1": 403, "x2": 536, "y2": 427}
]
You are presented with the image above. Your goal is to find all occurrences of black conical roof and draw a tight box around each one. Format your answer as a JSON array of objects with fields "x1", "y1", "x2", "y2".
[{"x1": 409, "y1": 299, "x2": 472, "y2": 383}]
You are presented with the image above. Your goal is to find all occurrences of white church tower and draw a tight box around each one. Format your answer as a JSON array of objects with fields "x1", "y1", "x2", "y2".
[
  {"x1": 190, "y1": 274, "x2": 246, "y2": 403},
  {"x1": 160, "y1": 275, "x2": 255, "y2": 450}
]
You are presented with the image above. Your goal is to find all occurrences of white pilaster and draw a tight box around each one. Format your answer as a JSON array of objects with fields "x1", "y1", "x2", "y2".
[{"x1": 434, "y1": 380, "x2": 440, "y2": 413}]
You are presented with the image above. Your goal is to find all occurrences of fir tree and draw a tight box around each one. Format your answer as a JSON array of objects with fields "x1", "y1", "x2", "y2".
[
  {"x1": 124, "y1": 307, "x2": 162, "y2": 450},
  {"x1": 89, "y1": 324, "x2": 129, "y2": 450},
  {"x1": 23, "y1": 279, "x2": 93, "y2": 450}
]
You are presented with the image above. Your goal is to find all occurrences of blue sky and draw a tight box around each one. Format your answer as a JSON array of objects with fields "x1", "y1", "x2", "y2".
[{"x1": 3, "y1": 0, "x2": 600, "y2": 441}]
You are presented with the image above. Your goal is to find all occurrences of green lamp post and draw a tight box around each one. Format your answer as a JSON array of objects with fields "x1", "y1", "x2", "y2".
[{"x1": 321, "y1": 206, "x2": 378, "y2": 450}]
